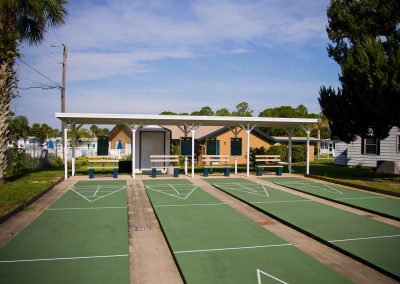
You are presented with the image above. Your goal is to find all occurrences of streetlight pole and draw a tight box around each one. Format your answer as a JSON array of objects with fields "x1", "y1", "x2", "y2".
[{"x1": 61, "y1": 43, "x2": 67, "y2": 148}]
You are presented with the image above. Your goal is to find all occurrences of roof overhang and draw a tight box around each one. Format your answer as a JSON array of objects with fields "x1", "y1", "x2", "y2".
[{"x1": 55, "y1": 113, "x2": 319, "y2": 128}]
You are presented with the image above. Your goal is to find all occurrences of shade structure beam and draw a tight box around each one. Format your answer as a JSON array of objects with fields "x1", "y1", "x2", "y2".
[
  {"x1": 239, "y1": 124, "x2": 256, "y2": 177},
  {"x1": 63, "y1": 124, "x2": 70, "y2": 180}
]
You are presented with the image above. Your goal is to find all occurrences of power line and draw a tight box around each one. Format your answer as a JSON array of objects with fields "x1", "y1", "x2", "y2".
[
  {"x1": 16, "y1": 57, "x2": 60, "y2": 88},
  {"x1": 18, "y1": 75, "x2": 49, "y2": 87}
]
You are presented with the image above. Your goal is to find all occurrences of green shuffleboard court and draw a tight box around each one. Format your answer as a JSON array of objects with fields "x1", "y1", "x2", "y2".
[
  {"x1": 144, "y1": 179, "x2": 350, "y2": 283},
  {"x1": 264, "y1": 177, "x2": 400, "y2": 220},
  {"x1": 205, "y1": 178, "x2": 400, "y2": 280},
  {"x1": 0, "y1": 180, "x2": 129, "y2": 284}
]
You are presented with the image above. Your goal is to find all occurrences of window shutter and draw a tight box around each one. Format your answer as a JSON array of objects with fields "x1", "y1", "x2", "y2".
[
  {"x1": 376, "y1": 139, "x2": 380, "y2": 155},
  {"x1": 361, "y1": 137, "x2": 365, "y2": 155}
]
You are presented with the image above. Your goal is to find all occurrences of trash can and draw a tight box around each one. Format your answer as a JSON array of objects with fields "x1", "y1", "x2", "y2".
[
  {"x1": 257, "y1": 167, "x2": 263, "y2": 176},
  {"x1": 276, "y1": 167, "x2": 283, "y2": 176},
  {"x1": 113, "y1": 168, "x2": 118, "y2": 178},
  {"x1": 151, "y1": 168, "x2": 157, "y2": 178},
  {"x1": 203, "y1": 168, "x2": 209, "y2": 177},
  {"x1": 89, "y1": 168, "x2": 94, "y2": 179},
  {"x1": 224, "y1": 168, "x2": 230, "y2": 177},
  {"x1": 174, "y1": 168, "x2": 179, "y2": 177}
]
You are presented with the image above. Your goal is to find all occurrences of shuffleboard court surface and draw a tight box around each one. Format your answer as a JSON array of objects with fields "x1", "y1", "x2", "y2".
[
  {"x1": 0, "y1": 181, "x2": 129, "y2": 284},
  {"x1": 205, "y1": 178, "x2": 400, "y2": 280},
  {"x1": 264, "y1": 177, "x2": 400, "y2": 220},
  {"x1": 144, "y1": 179, "x2": 350, "y2": 283}
]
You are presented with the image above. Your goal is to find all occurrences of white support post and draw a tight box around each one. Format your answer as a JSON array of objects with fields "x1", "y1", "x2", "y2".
[
  {"x1": 285, "y1": 128, "x2": 294, "y2": 174},
  {"x1": 71, "y1": 124, "x2": 76, "y2": 177},
  {"x1": 240, "y1": 124, "x2": 256, "y2": 177},
  {"x1": 124, "y1": 122, "x2": 143, "y2": 179},
  {"x1": 234, "y1": 157, "x2": 238, "y2": 175},
  {"x1": 131, "y1": 128, "x2": 136, "y2": 178},
  {"x1": 63, "y1": 126, "x2": 68, "y2": 180},
  {"x1": 301, "y1": 125, "x2": 312, "y2": 175},
  {"x1": 184, "y1": 156, "x2": 188, "y2": 175},
  {"x1": 191, "y1": 128, "x2": 196, "y2": 178}
]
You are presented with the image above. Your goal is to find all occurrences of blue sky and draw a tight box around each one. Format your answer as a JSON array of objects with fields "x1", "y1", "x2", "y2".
[{"x1": 14, "y1": 0, "x2": 340, "y2": 129}]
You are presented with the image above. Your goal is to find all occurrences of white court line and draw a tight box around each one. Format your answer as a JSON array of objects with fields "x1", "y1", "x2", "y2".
[
  {"x1": 90, "y1": 187, "x2": 126, "y2": 202},
  {"x1": 46, "y1": 206, "x2": 127, "y2": 211},
  {"x1": 334, "y1": 196, "x2": 387, "y2": 201},
  {"x1": 174, "y1": 243, "x2": 292, "y2": 254},
  {"x1": 261, "y1": 184, "x2": 270, "y2": 197},
  {"x1": 145, "y1": 185, "x2": 198, "y2": 200},
  {"x1": 154, "y1": 203, "x2": 226, "y2": 208},
  {"x1": 70, "y1": 188, "x2": 93, "y2": 203},
  {"x1": 169, "y1": 184, "x2": 181, "y2": 195},
  {"x1": 0, "y1": 254, "x2": 129, "y2": 263},
  {"x1": 329, "y1": 234, "x2": 400, "y2": 243},
  {"x1": 251, "y1": 199, "x2": 312, "y2": 204},
  {"x1": 93, "y1": 185, "x2": 101, "y2": 197},
  {"x1": 257, "y1": 269, "x2": 288, "y2": 284}
]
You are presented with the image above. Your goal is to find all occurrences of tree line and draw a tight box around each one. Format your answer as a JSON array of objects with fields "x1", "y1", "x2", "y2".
[
  {"x1": 160, "y1": 102, "x2": 330, "y2": 139},
  {"x1": 9, "y1": 114, "x2": 109, "y2": 143}
]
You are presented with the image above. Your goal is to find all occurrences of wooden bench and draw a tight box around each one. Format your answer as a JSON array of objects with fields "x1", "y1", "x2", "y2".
[
  {"x1": 255, "y1": 155, "x2": 283, "y2": 176},
  {"x1": 150, "y1": 155, "x2": 180, "y2": 178},
  {"x1": 88, "y1": 159, "x2": 119, "y2": 179},
  {"x1": 202, "y1": 155, "x2": 231, "y2": 177}
]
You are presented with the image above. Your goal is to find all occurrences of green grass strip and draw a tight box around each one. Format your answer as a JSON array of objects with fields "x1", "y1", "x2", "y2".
[
  {"x1": 264, "y1": 177, "x2": 400, "y2": 220},
  {"x1": 205, "y1": 178, "x2": 400, "y2": 280},
  {"x1": 0, "y1": 180, "x2": 129, "y2": 284},
  {"x1": 144, "y1": 179, "x2": 350, "y2": 283}
]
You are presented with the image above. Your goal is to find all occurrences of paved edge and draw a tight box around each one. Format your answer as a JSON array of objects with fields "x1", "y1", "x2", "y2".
[
  {"x1": 193, "y1": 175, "x2": 398, "y2": 284},
  {"x1": 127, "y1": 177, "x2": 183, "y2": 284}
]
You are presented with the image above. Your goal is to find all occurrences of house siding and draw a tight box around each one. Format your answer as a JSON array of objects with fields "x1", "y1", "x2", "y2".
[
  {"x1": 345, "y1": 127, "x2": 400, "y2": 167},
  {"x1": 334, "y1": 140, "x2": 348, "y2": 165}
]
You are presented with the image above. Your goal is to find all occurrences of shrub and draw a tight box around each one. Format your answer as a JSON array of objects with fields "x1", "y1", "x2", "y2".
[
  {"x1": 50, "y1": 156, "x2": 64, "y2": 168},
  {"x1": 75, "y1": 156, "x2": 89, "y2": 167},
  {"x1": 266, "y1": 144, "x2": 287, "y2": 161},
  {"x1": 291, "y1": 145, "x2": 306, "y2": 162},
  {"x1": 6, "y1": 148, "x2": 35, "y2": 178}
]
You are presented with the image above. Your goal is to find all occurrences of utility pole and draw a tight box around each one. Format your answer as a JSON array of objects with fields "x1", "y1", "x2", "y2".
[{"x1": 61, "y1": 43, "x2": 67, "y2": 148}]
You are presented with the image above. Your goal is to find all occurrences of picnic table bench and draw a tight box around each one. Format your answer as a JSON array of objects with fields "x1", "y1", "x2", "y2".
[
  {"x1": 202, "y1": 155, "x2": 231, "y2": 177},
  {"x1": 88, "y1": 159, "x2": 119, "y2": 179},
  {"x1": 150, "y1": 155, "x2": 180, "y2": 178},
  {"x1": 255, "y1": 155, "x2": 283, "y2": 176}
]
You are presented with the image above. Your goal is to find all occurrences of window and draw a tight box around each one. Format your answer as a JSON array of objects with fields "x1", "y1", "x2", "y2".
[
  {"x1": 180, "y1": 137, "x2": 192, "y2": 156},
  {"x1": 397, "y1": 135, "x2": 400, "y2": 152},
  {"x1": 206, "y1": 138, "x2": 220, "y2": 155},
  {"x1": 361, "y1": 136, "x2": 380, "y2": 155},
  {"x1": 231, "y1": 138, "x2": 242, "y2": 156}
]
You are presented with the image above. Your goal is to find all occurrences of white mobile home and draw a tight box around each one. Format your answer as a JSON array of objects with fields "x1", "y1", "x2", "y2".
[{"x1": 335, "y1": 127, "x2": 400, "y2": 173}]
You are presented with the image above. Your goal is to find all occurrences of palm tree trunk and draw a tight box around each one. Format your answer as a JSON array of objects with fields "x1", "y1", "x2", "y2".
[{"x1": 0, "y1": 63, "x2": 13, "y2": 183}]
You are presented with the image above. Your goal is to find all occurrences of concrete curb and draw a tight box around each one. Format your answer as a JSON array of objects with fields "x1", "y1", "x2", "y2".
[{"x1": 0, "y1": 177, "x2": 64, "y2": 224}]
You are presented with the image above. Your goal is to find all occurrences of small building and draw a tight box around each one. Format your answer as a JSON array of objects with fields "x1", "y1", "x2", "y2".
[
  {"x1": 109, "y1": 125, "x2": 171, "y2": 169},
  {"x1": 109, "y1": 125, "x2": 317, "y2": 166},
  {"x1": 334, "y1": 127, "x2": 400, "y2": 173}
]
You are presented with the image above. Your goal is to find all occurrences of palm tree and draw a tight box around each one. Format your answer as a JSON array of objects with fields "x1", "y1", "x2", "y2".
[{"x1": 0, "y1": 0, "x2": 68, "y2": 182}]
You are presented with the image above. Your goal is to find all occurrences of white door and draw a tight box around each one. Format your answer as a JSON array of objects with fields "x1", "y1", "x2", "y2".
[{"x1": 140, "y1": 132, "x2": 164, "y2": 169}]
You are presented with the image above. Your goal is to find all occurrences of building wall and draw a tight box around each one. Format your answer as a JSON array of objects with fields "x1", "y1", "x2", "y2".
[
  {"x1": 344, "y1": 127, "x2": 400, "y2": 167},
  {"x1": 109, "y1": 125, "x2": 131, "y2": 150},
  {"x1": 199, "y1": 128, "x2": 315, "y2": 164}
]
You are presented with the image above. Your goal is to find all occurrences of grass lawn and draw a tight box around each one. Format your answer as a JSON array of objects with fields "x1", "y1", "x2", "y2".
[
  {"x1": 290, "y1": 159, "x2": 400, "y2": 193},
  {"x1": 0, "y1": 170, "x2": 63, "y2": 218}
]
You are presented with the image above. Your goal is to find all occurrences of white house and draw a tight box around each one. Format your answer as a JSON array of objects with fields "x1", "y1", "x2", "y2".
[{"x1": 335, "y1": 127, "x2": 400, "y2": 173}]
